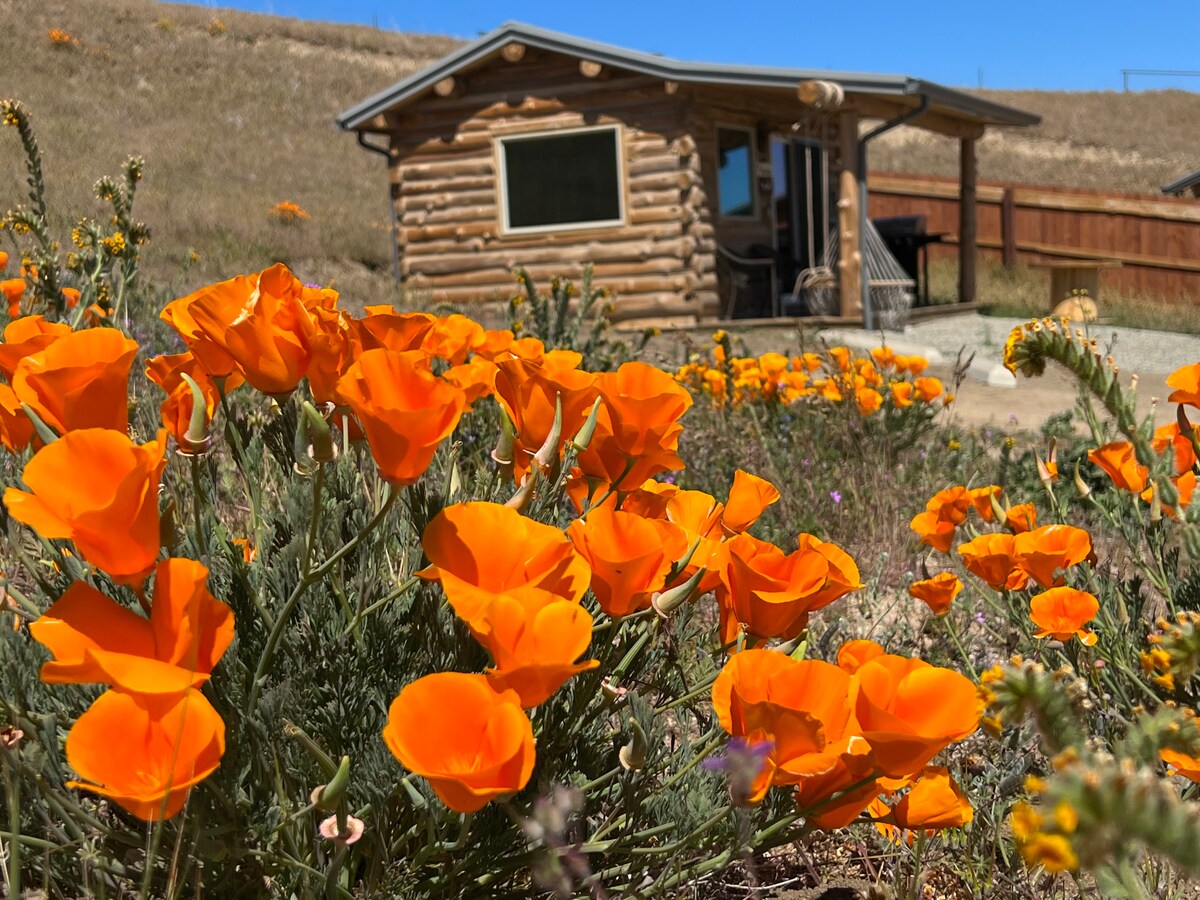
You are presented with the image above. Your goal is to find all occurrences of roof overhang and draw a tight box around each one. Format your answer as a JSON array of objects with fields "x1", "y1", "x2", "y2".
[
  {"x1": 337, "y1": 21, "x2": 1041, "y2": 134},
  {"x1": 1163, "y1": 168, "x2": 1200, "y2": 196}
]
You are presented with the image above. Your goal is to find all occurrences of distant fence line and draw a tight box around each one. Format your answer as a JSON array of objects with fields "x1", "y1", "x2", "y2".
[{"x1": 867, "y1": 172, "x2": 1200, "y2": 302}]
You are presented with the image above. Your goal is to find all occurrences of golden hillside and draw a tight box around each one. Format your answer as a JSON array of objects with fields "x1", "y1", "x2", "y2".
[{"x1": 4, "y1": 0, "x2": 1199, "y2": 291}]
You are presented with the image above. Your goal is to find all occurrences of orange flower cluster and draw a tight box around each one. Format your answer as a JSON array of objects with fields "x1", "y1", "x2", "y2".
[
  {"x1": 269, "y1": 201, "x2": 310, "y2": 222},
  {"x1": 29, "y1": 559, "x2": 234, "y2": 819},
  {"x1": 1088, "y1": 419, "x2": 1197, "y2": 516},
  {"x1": 676, "y1": 338, "x2": 948, "y2": 415},
  {"x1": 712, "y1": 642, "x2": 979, "y2": 827}
]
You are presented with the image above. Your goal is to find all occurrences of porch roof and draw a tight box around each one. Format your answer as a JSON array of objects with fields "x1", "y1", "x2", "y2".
[{"x1": 337, "y1": 21, "x2": 1040, "y2": 133}]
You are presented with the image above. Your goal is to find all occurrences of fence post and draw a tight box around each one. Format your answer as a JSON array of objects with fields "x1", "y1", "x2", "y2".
[{"x1": 1001, "y1": 187, "x2": 1016, "y2": 269}]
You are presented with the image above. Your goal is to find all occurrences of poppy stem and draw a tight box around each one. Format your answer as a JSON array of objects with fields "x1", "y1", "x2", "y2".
[
  {"x1": 189, "y1": 455, "x2": 208, "y2": 558},
  {"x1": 245, "y1": 485, "x2": 400, "y2": 716},
  {"x1": 3, "y1": 764, "x2": 19, "y2": 899}
]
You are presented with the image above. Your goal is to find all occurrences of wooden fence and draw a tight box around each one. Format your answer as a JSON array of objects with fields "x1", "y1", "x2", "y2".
[{"x1": 868, "y1": 172, "x2": 1200, "y2": 302}]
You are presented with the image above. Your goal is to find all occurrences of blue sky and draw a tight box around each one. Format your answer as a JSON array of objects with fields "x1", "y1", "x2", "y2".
[{"x1": 172, "y1": 0, "x2": 1200, "y2": 91}]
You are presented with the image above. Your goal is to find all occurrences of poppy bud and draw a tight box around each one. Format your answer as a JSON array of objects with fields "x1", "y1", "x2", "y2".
[
  {"x1": 178, "y1": 373, "x2": 211, "y2": 456},
  {"x1": 568, "y1": 397, "x2": 602, "y2": 453},
  {"x1": 491, "y1": 413, "x2": 516, "y2": 479},
  {"x1": 311, "y1": 755, "x2": 351, "y2": 812},
  {"x1": 988, "y1": 490, "x2": 1007, "y2": 526},
  {"x1": 532, "y1": 393, "x2": 562, "y2": 471},
  {"x1": 618, "y1": 718, "x2": 648, "y2": 771},
  {"x1": 651, "y1": 567, "x2": 705, "y2": 618},
  {"x1": 1073, "y1": 461, "x2": 1091, "y2": 499},
  {"x1": 19, "y1": 401, "x2": 58, "y2": 445}
]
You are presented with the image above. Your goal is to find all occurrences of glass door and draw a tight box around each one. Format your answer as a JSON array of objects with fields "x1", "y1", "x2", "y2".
[{"x1": 771, "y1": 137, "x2": 828, "y2": 308}]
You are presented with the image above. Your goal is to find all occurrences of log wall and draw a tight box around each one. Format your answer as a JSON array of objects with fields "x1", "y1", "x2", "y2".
[{"x1": 386, "y1": 53, "x2": 698, "y2": 320}]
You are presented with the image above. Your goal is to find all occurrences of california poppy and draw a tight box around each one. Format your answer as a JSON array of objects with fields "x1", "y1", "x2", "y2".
[
  {"x1": 1166, "y1": 362, "x2": 1200, "y2": 408},
  {"x1": 837, "y1": 639, "x2": 886, "y2": 673},
  {"x1": 880, "y1": 766, "x2": 973, "y2": 832},
  {"x1": 1088, "y1": 441, "x2": 1147, "y2": 493},
  {"x1": 712, "y1": 649, "x2": 857, "y2": 805},
  {"x1": 1005, "y1": 503, "x2": 1037, "y2": 534},
  {"x1": 567, "y1": 506, "x2": 689, "y2": 618},
  {"x1": 145, "y1": 352, "x2": 244, "y2": 450},
  {"x1": 913, "y1": 377, "x2": 943, "y2": 403},
  {"x1": 420, "y1": 502, "x2": 590, "y2": 639},
  {"x1": 855, "y1": 387, "x2": 883, "y2": 416},
  {"x1": 853, "y1": 654, "x2": 981, "y2": 776},
  {"x1": 1014, "y1": 524, "x2": 1094, "y2": 589},
  {"x1": 0, "y1": 315, "x2": 71, "y2": 379},
  {"x1": 1, "y1": 277, "x2": 25, "y2": 317},
  {"x1": 482, "y1": 594, "x2": 599, "y2": 707},
  {"x1": 382, "y1": 672, "x2": 535, "y2": 813},
  {"x1": 305, "y1": 306, "x2": 356, "y2": 407},
  {"x1": 957, "y1": 532, "x2": 1029, "y2": 591},
  {"x1": 909, "y1": 510, "x2": 957, "y2": 553},
  {"x1": 66, "y1": 687, "x2": 225, "y2": 820},
  {"x1": 4, "y1": 429, "x2": 167, "y2": 584},
  {"x1": 30, "y1": 558, "x2": 234, "y2": 694},
  {"x1": 1029, "y1": 586, "x2": 1099, "y2": 645},
  {"x1": 353, "y1": 308, "x2": 435, "y2": 353},
  {"x1": 337, "y1": 348, "x2": 465, "y2": 485},
  {"x1": 721, "y1": 470, "x2": 781, "y2": 535},
  {"x1": 891, "y1": 382, "x2": 914, "y2": 408},
  {"x1": 908, "y1": 572, "x2": 963, "y2": 616},
  {"x1": 493, "y1": 355, "x2": 599, "y2": 478},
  {"x1": 0, "y1": 383, "x2": 34, "y2": 452},
  {"x1": 421, "y1": 313, "x2": 485, "y2": 365},
  {"x1": 12, "y1": 327, "x2": 138, "y2": 436},
  {"x1": 966, "y1": 485, "x2": 1002, "y2": 522},
  {"x1": 164, "y1": 263, "x2": 316, "y2": 393}
]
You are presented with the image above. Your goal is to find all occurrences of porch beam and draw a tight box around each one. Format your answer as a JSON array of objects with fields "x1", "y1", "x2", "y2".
[
  {"x1": 837, "y1": 110, "x2": 862, "y2": 318},
  {"x1": 579, "y1": 59, "x2": 609, "y2": 79},
  {"x1": 959, "y1": 137, "x2": 978, "y2": 304},
  {"x1": 848, "y1": 96, "x2": 985, "y2": 140},
  {"x1": 433, "y1": 76, "x2": 464, "y2": 99},
  {"x1": 500, "y1": 42, "x2": 527, "y2": 63}
]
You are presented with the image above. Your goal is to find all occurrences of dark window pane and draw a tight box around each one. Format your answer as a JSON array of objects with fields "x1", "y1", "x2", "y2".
[
  {"x1": 717, "y1": 128, "x2": 755, "y2": 217},
  {"x1": 503, "y1": 130, "x2": 621, "y2": 229}
]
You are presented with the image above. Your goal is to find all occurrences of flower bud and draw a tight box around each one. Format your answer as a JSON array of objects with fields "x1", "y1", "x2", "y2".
[
  {"x1": 310, "y1": 755, "x2": 351, "y2": 812},
  {"x1": 178, "y1": 373, "x2": 211, "y2": 456},
  {"x1": 19, "y1": 402, "x2": 59, "y2": 445},
  {"x1": 651, "y1": 567, "x2": 705, "y2": 618},
  {"x1": 1073, "y1": 460, "x2": 1091, "y2": 499},
  {"x1": 569, "y1": 397, "x2": 603, "y2": 453},
  {"x1": 491, "y1": 412, "x2": 516, "y2": 480},
  {"x1": 618, "y1": 718, "x2": 648, "y2": 771},
  {"x1": 302, "y1": 401, "x2": 336, "y2": 463},
  {"x1": 533, "y1": 393, "x2": 563, "y2": 471}
]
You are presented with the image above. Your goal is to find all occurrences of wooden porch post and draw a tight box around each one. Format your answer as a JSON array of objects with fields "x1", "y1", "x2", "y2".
[
  {"x1": 837, "y1": 110, "x2": 861, "y2": 318},
  {"x1": 958, "y1": 137, "x2": 977, "y2": 303}
]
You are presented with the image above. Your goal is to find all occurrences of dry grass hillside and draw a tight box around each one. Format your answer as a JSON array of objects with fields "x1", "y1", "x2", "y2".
[
  {"x1": 872, "y1": 89, "x2": 1200, "y2": 193},
  {"x1": 3, "y1": 0, "x2": 1199, "y2": 298}
]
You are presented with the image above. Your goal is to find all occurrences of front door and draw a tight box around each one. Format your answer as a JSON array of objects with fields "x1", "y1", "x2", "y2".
[{"x1": 771, "y1": 137, "x2": 828, "y2": 305}]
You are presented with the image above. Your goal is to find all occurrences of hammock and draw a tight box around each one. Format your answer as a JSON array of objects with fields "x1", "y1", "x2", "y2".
[{"x1": 799, "y1": 219, "x2": 916, "y2": 329}]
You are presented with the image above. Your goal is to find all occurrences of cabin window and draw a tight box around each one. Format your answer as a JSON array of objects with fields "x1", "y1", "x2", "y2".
[
  {"x1": 716, "y1": 126, "x2": 757, "y2": 218},
  {"x1": 498, "y1": 126, "x2": 624, "y2": 233}
]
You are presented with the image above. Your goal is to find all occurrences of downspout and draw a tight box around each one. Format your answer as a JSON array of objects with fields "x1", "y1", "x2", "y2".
[
  {"x1": 356, "y1": 132, "x2": 403, "y2": 283},
  {"x1": 856, "y1": 94, "x2": 929, "y2": 330}
]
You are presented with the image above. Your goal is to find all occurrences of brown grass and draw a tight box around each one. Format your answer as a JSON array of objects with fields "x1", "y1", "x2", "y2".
[
  {"x1": 0, "y1": 0, "x2": 460, "y2": 288},
  {"x1": 3, "y1": 0, "x2": 1199, "y2": 305},
  {"x1": 872, "y1": 89, "x2": 1200, "y2": 193}
]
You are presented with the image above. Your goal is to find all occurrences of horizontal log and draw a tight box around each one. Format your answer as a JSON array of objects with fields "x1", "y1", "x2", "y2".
[
  {"x1": 400, "y1": 205, "x2": 496, "y2": 227},
  {"x1": 401, "y1": 188, "x2": 495, "y2": 211},
  {"x1": 406, "y1": 237, "x2": 694, "y2": 272},
  {"x1": 579, "y1": 59, "x2": 607, "y2": 79},
  {"x1": 411, "y1": 267, "x2": 692, "y2": 293},
  {"x1": 433, "y1": 76, "x2": 464, "y2": 99},
  {"x1": 394, "y1": 90, "x2": 679, "y2": 130},
  {"x1": 409, "y1": 252, "x2": 688, "y2": 279},
  {"x1": 397, "y1": 157, "x2": 495, "y2": 179}
]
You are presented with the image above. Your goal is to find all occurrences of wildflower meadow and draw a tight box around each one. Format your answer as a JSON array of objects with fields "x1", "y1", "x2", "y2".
[{"x1": 3, "y1": 98, "x2": 1200, "y2": 899}]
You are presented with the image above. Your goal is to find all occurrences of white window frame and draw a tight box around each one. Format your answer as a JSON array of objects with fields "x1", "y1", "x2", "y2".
[
  {"x1": 495, "y1": 124, "x2": 626, "y2": 236},
  {"x1": 715, "y1": 123, "x2": 759, "y2": 220}
]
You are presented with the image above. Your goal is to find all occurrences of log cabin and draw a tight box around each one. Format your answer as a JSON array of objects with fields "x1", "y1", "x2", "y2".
[{"x1": 337, "y1": 22, "x2": 1039, "y2": 324}]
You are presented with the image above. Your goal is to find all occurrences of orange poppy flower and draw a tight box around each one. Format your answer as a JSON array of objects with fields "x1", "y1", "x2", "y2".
[
  {"x1": 0, "y1": 315, "x2": 71, "y2": 379},
  {"x1": 1029, "y1": 586, "x2": 1099, "y2": 645},
  {"x1": 1166, "y1": 362, "x2": 1200, "y2": 408},
  {"x1": 908, "y1": 572, "x2": 963, "y2": 616},
  {"x1": 881, "y1": 766, "x2": 973, "y2": 832},
  {"x1": 4, "y1": 429, "x2": 167, "y2": 584},
  {"x1": 443, "y1": 356, "x2": 499, "y2": 408},
  {"x1": 661, "y1": 488, "x2": 726, "y2": 593},
  {"x1": 62, "y1": 287, "x2": 80, "y2": 309},
  {"x1": 837, "y1": 639, "x2": 886, "y2": 673},
  {"x1": 0, "y1": 250, "x2": 7, "y2": 271},
  {"x1": 795, "y1": 533, "x2": 864, "y2": 608},
  {"x1": 482, "y1": 594, "x2": 599, "y2": 707},
  {"x1": 913, "y1": 377, "x2": 943, "y2": 402},
  {"x1": 382, "y1": 672, "x2": 535, "y2": 813},
  {"x1": 12, "y1": 327, "x2": 138, "y2": 436},
  {"x1": 164, "y1": 263, "x2": 316, "y2": 394},
  {"x1": 721, "y1": 470, "x2": 782, "y2": 534},
  {"x1": 305, "y1": 306, "x2": 356, "y2": 406},
  {"x1": 793, "y1": 734, "x2": 881, "y2": 829},
  {"x1": 494, "y1": 355, "x2": 598, "y2": 478},
  {"x1": 419, "y1": 502, "x2": 590, "y2": 639},
  {"x1": 1087, "y1": 441, "x2": 1147, "y2": 493},
  {"x1": 0, "y1": 383, "x2": 34, "y2": 452},
  {"x1": 1, "y1": 277, "x2": 25, "y2": 317},
  {"x1": 925, "y1": 486, "x2": 973, "y2": 525},
  {"x1": 1014, "y1": 524, "x2": 1094, "y2": 589},
  {"x1": 853, "y1": 654, "x2": 980, "y2": 776},
  {"x1": 337, "y1": 348, "x2": 465, "y2": 484},
  {"x1": 966, "y1": 485, "x2": 1002, "y2": 522},
  {"x1": 472, "y1": 328, "x2": 515, "y2": 361},
  {"x1": 421, "y1": 313, "x2": 485, "y2": 365},
  {"x1": 66, "y1": 687, "x2": 225, "y2": 820},
  {"x1": 353, "y1": 308, "x2": 436, "y2": 353},
  {"x1": 957, "y1": 532, "x2": 1029, "y2": 591},
  {"x1": 567, "y1": 506, "x2": 690, "y2": 618},
  {"x1": 890, "y1": 382, "x2": 914, "y2": 408},
  {"x1": 717, "y1": 532, "x2": 859, "y2": 644},
  {"x1": 909, "y1": 510, "x2": 957, "y2": 553},
  {"x1": 30, "y1": 558, "x2": 234, "y2": 694},
  {"x1": 1152, "y1": 422, "x2": 1199, "y2": 477},
  {"x1": 1161, "y1": 748, "x2": 1200, "y2": 781},
  {"x1": 145, "y1": 352, "x2": 244, "y2": 449},
  {"x1": 1005, "y1": 502, "x2": 1037, "y2": 534},
  {"x1": 712, "y1": 649, "x2": 857, "y2": 805}
]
